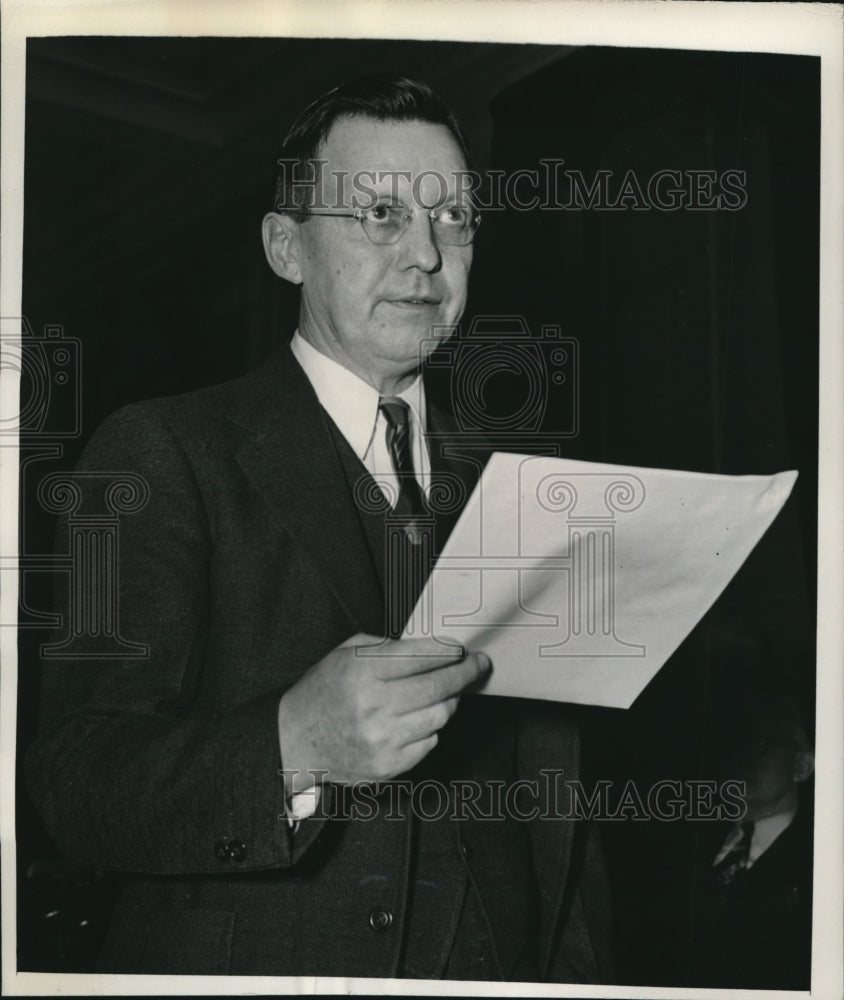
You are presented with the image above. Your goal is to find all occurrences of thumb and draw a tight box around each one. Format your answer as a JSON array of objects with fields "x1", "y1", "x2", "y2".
[{"x1": 340, "y1": 632, "x2": 383, "y2": 649}]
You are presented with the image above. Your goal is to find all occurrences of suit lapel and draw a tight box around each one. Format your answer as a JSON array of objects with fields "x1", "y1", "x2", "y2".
[
  {"x1": 227, "y1": 355, "x2": 490, "y2": 634},
  {"x1": 230, "y1": 348, "x2": 384, "y2": 635}
]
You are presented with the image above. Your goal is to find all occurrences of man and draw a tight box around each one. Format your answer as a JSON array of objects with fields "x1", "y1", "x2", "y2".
[
  {"x1": 688, "y1": 692, "x2": 814, "y2": 990},
  {"x1": 26, "y1": 76, "x2": 611, "y2": 981}
]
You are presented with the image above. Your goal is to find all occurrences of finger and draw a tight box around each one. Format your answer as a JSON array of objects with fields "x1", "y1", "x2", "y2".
[
  {"x1": 397, "y1": 697, "x2": 459, "y2": 743},
  {"x1": 360, "y1": 639, "x2": 468, "y2": 679},
  {"x1": 394, "y1": 733, "x2": 439, "y2": 774},
  {"x1": 396, "y1": 652, "x2": 491, "y2": 711},
  {"x1": 340, "y1": 632, "x2": 383, "y2": 648}
]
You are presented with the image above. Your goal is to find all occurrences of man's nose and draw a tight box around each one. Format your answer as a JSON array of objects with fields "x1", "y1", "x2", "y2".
[{"x1": 398, "y1": 210, "x2": 442, "y2": 272}]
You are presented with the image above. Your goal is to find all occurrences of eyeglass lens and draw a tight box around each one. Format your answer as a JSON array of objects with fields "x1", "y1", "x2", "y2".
[{"x1": 360, "y1": 206, "x2": 478, "y2": 246}]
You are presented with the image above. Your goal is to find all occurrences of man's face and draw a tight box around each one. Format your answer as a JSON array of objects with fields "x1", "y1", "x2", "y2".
[
  {"x1": 718, "y1": 722, "x2": 813, "y2": 820},
  {"x1": 275, "y1": 116, "x2": 473, "y2": 390}
]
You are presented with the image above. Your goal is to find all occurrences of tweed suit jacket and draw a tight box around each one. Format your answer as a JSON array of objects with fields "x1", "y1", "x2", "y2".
[{"x1": 26, "y1": 346, "x2": 612, "y2": 980}]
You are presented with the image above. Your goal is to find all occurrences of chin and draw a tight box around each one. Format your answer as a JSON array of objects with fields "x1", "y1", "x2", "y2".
[{"x1": 383, "y1": 328, "x2": 440, "y2": 368}]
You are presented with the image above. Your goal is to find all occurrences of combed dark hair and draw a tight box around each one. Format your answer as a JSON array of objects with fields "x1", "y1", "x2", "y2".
[{"x1": 273, "y1": 75, "x2": 470, "y2": 216}]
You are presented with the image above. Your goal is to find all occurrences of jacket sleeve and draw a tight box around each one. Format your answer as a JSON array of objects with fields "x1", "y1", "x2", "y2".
[{"x1": 24, "y1": 403, "x2": 328, "y2": 876}]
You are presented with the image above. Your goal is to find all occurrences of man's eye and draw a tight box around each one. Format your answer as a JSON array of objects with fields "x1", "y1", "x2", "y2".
[
  {"x1": 365, "y1": 205, "x2": 401, "y2": 223},
  {"x1": 437, "y1": 206, "x2": 470, "y2": 226}
]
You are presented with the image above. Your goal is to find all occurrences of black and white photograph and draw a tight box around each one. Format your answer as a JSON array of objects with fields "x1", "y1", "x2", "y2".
[{"x1": 1, "y1": 1, "x2": 842, "y2": 996}]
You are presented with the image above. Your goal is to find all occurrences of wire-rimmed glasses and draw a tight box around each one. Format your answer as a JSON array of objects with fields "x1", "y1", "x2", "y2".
[{"x1": 295, "y1": 203, "x2": 481, "y2": 246}]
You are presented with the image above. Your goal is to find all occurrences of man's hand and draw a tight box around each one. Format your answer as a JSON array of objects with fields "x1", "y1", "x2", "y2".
[{"x1": 278, "y1": 635, "x2": 491, "y2": 791}]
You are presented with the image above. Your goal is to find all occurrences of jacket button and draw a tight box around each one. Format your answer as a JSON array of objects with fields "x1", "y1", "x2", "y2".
[
  {"x1": 215, "y1": 839, "x2": 247, "y2": 862},
  {"x1": 227, "y1": 840, "x2": 247, "y2": 861},
  {"x1": 368, "y1": 906, "x2": 393, "y2": 932},
  {"x1": 460, "y1": 840, "x2": 472, "y2": 860}
]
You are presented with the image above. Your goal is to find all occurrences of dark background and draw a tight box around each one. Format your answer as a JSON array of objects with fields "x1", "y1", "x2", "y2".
[{"x1": 16, "y1": 38, "x2": 819, "y2": 985}]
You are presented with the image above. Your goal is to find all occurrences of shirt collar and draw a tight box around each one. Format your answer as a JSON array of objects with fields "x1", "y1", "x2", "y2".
[
  {"x1": 716, "y1": 803, "x2": 797, "y2": 866},
  {"x1": 749, "y1": 805, "x2": 796, "y2": 861},
  {"x1": 290, "y1": 330, "x2": 426, "y2": 461}
]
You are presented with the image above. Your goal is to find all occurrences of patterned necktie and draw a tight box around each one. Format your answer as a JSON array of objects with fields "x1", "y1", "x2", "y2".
[
  {"x1": 713, "y1": 820, "x2": 754, "y2": 887},
  {"x1": 378, "y1": 397, "x2": 428, "y2": 525},
  {"x1": 378, "y1": 396, "x2": 430, "y2": 638}
]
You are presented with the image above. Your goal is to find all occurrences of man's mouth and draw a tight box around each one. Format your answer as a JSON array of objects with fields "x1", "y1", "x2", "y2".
[{"x1": 386, "y1": 296, "x2": 441, "y2": 307}]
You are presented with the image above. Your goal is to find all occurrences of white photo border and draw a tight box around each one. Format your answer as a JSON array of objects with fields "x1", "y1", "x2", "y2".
[{"x1": 1, "y1": 2, "x2": 841, "y2": 997}]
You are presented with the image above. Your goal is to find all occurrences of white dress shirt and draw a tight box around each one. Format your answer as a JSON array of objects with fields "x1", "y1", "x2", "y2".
[
  {"x1": 290, "y1": 331, "x2": 431, "y2": 501},
  {"x1": 282, "y1": 332, "x2": 432, "y2": 824},
  {"x1": 712, "y1": 804, "x2": 797, "y2": 868}
]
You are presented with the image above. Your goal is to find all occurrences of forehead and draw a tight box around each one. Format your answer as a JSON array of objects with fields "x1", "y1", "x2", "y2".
[{"x1": 318, "y1": 115, "x2": 468, "y2": 196}]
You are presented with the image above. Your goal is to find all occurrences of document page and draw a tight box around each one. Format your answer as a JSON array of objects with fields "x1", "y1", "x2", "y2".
[{"x1": 405, "y1": 454, "x2": 797, "y2": 708}]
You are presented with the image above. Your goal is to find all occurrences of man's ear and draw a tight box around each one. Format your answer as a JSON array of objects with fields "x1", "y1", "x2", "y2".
[
  {"x1": 262, "y1": 212, "x2": 304, "y2": 285},
  {"x1": 793, "y1": 748, "x2": 815, "y2": 783}
]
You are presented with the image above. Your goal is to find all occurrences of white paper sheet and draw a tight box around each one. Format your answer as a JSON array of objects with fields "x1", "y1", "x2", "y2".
[{"x1": 404, "y1": 454, "x2": 797, "y2": 708}]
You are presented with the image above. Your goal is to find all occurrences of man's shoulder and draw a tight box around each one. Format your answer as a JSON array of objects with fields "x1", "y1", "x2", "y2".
[
  {"x1": 89, "y1": 347, "x2": 305, "y2": 450},
  {"x1": 120, "y1": 349, "x2": 292, "y2": 420},
  {"x1": 104, "y1": 378, "x2": 236, "y2": 436}
]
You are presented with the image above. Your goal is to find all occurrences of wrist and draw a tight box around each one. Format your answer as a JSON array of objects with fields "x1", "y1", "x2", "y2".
[{"x1": 277, "y1": 689, "x2": 322, "y2": 796}]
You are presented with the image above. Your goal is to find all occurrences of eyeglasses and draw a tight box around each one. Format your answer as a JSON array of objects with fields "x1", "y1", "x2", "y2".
[{"x1": 296, "y1": 203, "x2": 481, "y2": 247}]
